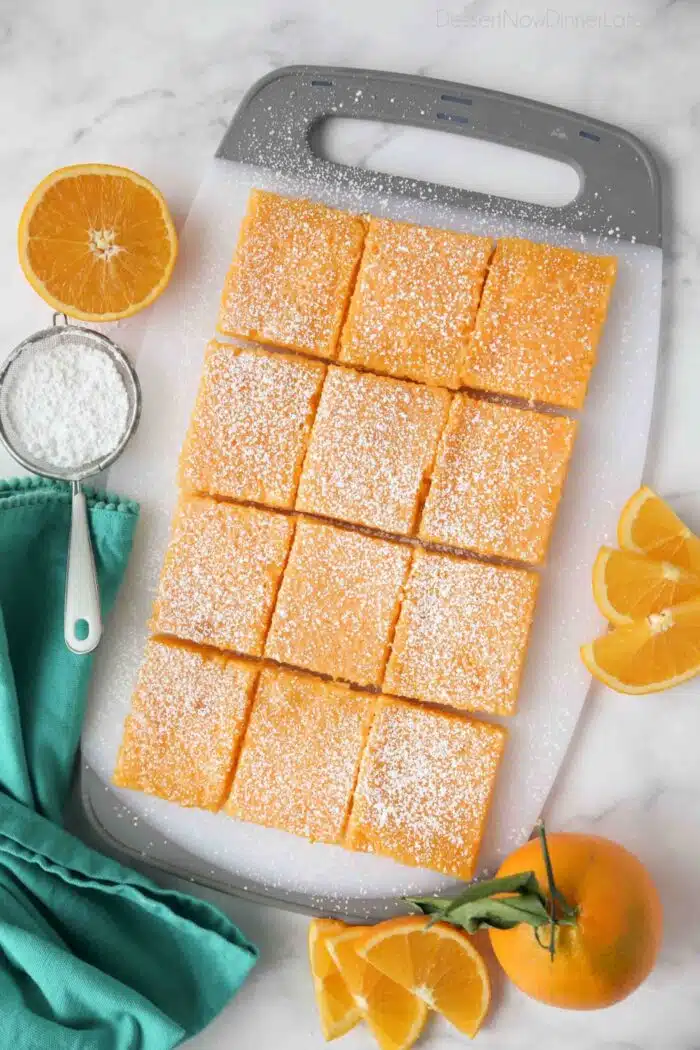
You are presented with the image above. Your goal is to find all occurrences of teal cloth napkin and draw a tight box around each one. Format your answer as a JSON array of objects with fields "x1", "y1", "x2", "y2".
[{"x1": 0, "y1": 477, "x2": 257, "y2": 1050}]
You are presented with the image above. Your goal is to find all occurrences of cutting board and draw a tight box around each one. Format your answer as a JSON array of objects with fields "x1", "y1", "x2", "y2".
[{"x1": 81, "y1": 67, "x2": 663, "y2": 917}]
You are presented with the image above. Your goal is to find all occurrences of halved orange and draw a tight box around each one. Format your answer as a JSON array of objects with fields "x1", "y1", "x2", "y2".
[
  {"x1": 618, "y1": 487, "x2": 700, "y2": 573},
  {"x1": 581, "y1": 597, "x2": 700, "y2": 694},
  {"x1": 308, "y1": 919, "x2": 361, "y2": 1041},
  {"x1": 360, "y1": 916, "x2": 491, "y2": 1039},
  {"x1": 592, "y1": 546, "x2": 700, "y2": 626},
  {"x1": 18, "y1": 163, "x2": 177, "y2": 321},
  {"x1": 327, "y1": 926, "x2": 428, "y2": 1050}
]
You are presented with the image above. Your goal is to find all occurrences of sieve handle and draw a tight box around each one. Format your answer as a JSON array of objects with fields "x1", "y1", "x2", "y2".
[{"x1": 65, "y1": 483, "x2": 102, "y2": 654}]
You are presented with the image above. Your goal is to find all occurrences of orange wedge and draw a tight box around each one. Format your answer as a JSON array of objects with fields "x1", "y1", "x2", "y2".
[
  {"x1": 581, "y1": 597, "x2": 700, "y2": 694},
  {"x1": 360, "y1": 916, "x2": 491, "y2": 1039},
  {"x1": 18, "y1": 163, "x2": 177, "y2": 321},
  {"x1": 308, "y1": 919, "x2": 361, "y2": 1041},
  {"x1": 592, "y1": 546, "x2": 700, "y2": 626},
  {"x1": 618, "y1": 487, "x2": 700, "y2": 573},
  {"x1": 328, "y1": 926, "x2": 428, "y2": 1050}
]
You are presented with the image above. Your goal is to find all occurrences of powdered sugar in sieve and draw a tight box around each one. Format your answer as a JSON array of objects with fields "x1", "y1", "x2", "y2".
[{"x1": 0, "y1": 315, "x2": 141, "y2": 653}]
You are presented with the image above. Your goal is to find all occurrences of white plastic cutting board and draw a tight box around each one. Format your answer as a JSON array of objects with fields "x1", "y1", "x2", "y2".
[{"x1": 81, "y1": 155, "x2": 662, "y2": 909}]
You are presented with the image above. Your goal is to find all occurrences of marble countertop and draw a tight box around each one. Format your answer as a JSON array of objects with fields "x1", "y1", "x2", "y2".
[{"x1": 2, "y1": 1, "x2": 700, "y2": 1047}]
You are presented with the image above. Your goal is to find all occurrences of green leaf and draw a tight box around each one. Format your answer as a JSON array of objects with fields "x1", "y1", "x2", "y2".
[
  {"x1": 442, "y1": 893, "x2": 552, "y2": 933},
  {"x1": 404, "y1": 834, "x2": 579, "y2": 955},
  {"x1": 444, "y1": 871, "x2": 545, "y2": 913},
  {"x1": 405, "y1": 869, "x2": 572, "y2": 935},
  {"x1": 407, "y1": 897, "x2": 450, "y2": 917},
  {"x1": 406, "y1": 869, "x2": 547, "y2": 924}
]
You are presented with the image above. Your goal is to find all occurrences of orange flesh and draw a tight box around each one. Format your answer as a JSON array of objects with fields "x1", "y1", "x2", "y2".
[
  {"x1": 618, "y1": 487, "x2": 700, "y2": 572},
  {"x1": 328, "y1": 926, "x2": 428, "y2": 1050},
  {"x1": 593, "y1": 545, "x2": 700, "y2": 624},
  {"x1": 582, "y1": 597, "x2": 700, "y2": 693},
  {"x1": 20, "y1": 166, "x2": 176, "y2": 320},
  {"x1": 308, "y1": 919, "x2": 360, "y2": 1040},
  {"x1": 361, "y1": 916, "x2": 491, "y2": 1037}
]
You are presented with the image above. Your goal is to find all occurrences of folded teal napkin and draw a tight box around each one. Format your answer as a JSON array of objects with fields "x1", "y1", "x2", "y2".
[{"x1": 0, "y1": 478, "x2": 257, "y2": 1050}]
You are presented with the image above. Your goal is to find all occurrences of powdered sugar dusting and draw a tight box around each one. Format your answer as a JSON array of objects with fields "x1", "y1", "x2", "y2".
[
  {"x1": 180, "y1": 341, "x2": 325, "y2": 508},
  {"x1": 420, "y1": 394, "x2": 577, "y2": 563},
  {"x1": 218, "y1": 189, "x2": 366, "y2": 358},
  {"x1": 151, "y1": 497, "x2": 294, "y2": 655},
  {"x1": 347, "y1": 699, "x2": 506, "y2": 879},
  {"x1": 84, "y1": 151, "x2": 660, "y2": 911},
  {"x1": 463, "y1": 237, "x2": 618, "y2": 408},
  {"x1": 265, "y1": 519, "x2": 412, "y2": 687},
  {"x1": 296, "y1": 366, "x2": 450, "y2": 535},
  {"x1": 339, "y1": 216, "x2": 493, "y2": 388},
  {"x1": 114, "y1": 638, "x2": 258, "y2": 810},
  {"x1": 3, "y1": 337, "x2": 129, "y2": 470},
  {"x1": 227, "y1": 667, "x2": 375, "y2": 844},
  {"x1": 384, "y1": 549, "x2": 539, "y2": 716}
]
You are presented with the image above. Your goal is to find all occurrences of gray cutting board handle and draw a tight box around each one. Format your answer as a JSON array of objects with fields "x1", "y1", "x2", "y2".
[{"x1": 218, "y1": 65, "x2": 661, "y2": 247}]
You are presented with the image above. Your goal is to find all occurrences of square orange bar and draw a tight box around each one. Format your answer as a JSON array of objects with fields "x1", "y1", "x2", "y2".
[
  {"x1": 265, "y1": 519, "x2": 411, "y2": 687},
  {"x1": 113, "y1": 638, "x2": 259, "y2": 810},
  {"x1": 462, "y1": 238, "x2": 618, "y2": 408},
  {"x1": 226, "y1": 667, "x2": 376, "y2": 844},
  {"x1": 295, "y1": 366, "x2": 451, "y2": 535},
  {"x1": 346, "y1": 698, "x2": 506, "y2": 878},
  {"x1": 218, "y1": 190, "x2": 366, "y2": 359},
  {"x1": 420, "y1": 395, "x2": 577, "y2": 564},
  {"x1": 384, "y1": 549, "x2": 539, "y2": 716},
  {"x1": 180, "y1": 341, "x2": 325, "y2": 509},
  {"x1": 339, "y1": 216, "x2": 492, "y2": 388},
  {"x1": 151, "y1": 497, "x2": 294, "y2": 656}
]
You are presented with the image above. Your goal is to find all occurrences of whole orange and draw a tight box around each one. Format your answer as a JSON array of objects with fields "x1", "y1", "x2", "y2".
[{"x1": 489, "y1": 833, "x2": 662, "y2": 1009}]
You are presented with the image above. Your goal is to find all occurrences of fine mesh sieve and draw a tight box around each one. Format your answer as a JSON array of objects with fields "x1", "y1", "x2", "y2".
[{"x1": 0, "y1": 314, "x2": 141, "y2": 654}]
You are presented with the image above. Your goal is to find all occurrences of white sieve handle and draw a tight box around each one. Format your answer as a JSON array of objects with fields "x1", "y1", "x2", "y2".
[{"x1": 65, "y1": 482, "x2": 102, "y2": 654}]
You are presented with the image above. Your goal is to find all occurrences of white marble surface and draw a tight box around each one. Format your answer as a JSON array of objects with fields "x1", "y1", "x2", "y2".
[{"x1": 2, "y1": 1, "x2": 700, "y2": 1047}]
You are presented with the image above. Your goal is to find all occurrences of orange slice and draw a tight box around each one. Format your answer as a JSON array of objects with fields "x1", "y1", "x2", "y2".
[
  {"x1": 18, "y1": 163, "x2": 177, "y2": 321},
  {"x1": 581, "y1": 597, "x2": 700, "y2": 694},
  {"x1": 327, "y1": 926, "x2": 428, "y2": 1050},
  {"x1": 360, "y1": 916, "x2": 491, "y2": 1039},
  {"x1": 618, "y1": 487, "x2": 700, "y2": 573},
  {"x1": 592, "y1": 546, "x2": 700, "y2": 626},
  {"x1": 308, "y1": 919, "x2": 360, "y2": 1041}
]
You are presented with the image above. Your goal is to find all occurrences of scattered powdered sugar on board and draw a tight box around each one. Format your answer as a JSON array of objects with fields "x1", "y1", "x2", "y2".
[{"x1": 3, "y1": 339, "x2": 129, "y2": 470}]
